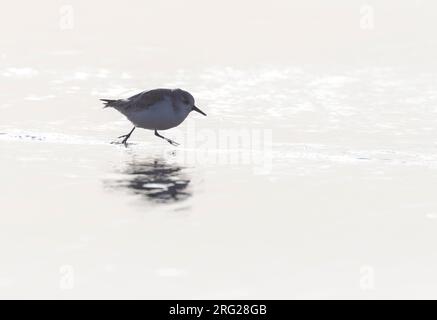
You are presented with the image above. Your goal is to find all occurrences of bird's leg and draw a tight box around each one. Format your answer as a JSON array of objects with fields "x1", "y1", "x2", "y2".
[
  {"x1": 113, "y1": 127, "x2": 135, "y2": 145},
  {"x1": 154, "y1": 129, "x2": 179, "y2": 146}
]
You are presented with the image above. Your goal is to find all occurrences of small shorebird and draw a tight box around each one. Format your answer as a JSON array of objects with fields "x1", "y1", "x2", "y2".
[{"x1": 101, "y1": 88, "x2": 206, "y2": 146}]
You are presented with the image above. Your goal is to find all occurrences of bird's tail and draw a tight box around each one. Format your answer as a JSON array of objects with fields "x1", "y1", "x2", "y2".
[{"x1": 100, "y1": 99, "x2": 118, "y2": 108}]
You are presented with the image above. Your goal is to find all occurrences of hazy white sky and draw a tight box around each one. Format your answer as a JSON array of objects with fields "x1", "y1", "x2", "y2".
[{"x1": 0, "y1": 1, "x2": 436, "y2": 68}]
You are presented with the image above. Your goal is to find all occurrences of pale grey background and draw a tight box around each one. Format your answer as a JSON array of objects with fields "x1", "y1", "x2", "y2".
[{"x1": 1, "y1": 0, "x2": 437, "y2": 299}]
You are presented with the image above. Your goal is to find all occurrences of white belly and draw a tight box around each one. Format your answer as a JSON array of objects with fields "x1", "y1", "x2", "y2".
[{"x1": 125, "y1": 100, "x2": 188, "y2": 130}]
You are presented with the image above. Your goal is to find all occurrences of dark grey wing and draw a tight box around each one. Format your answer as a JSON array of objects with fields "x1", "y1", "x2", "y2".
[{"x1": 126, "y1": 89, "x2": 173, "y2": 111}]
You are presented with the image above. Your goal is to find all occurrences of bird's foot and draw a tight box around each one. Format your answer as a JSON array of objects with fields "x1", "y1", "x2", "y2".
[
  {"x1": 165, "y1": 138, "x2": 180, "y2": 146},
  {"x1": 111, "y1": 134, "x2": 130, "y2": 146},
  {"x1": 111, "y1": 127, "x2": 135, "y2": 146},
  {"x1": 154, "y1": 130, "x2": 179, "y2": 146},
  {"x1": 110, "y1": 140, "x2": 129, "y2": 146}
]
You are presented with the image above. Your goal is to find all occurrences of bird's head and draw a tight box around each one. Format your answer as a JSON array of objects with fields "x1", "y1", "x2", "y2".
[{"x1": 174, "y1": 89, "x2": 207, "y2": 117}]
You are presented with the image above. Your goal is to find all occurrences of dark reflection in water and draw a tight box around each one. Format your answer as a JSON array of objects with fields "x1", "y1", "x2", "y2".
[{"x1": 109, "y1": 158, "x2": 191, "y2": 204}]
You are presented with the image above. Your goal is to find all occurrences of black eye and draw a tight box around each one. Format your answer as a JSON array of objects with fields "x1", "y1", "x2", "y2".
[{"x1": 183, "y1": 99, "x2": 189, "y2": 104}]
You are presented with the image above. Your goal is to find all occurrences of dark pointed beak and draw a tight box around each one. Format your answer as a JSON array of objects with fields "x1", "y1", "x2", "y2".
[{"x1": 192, "y1": 105, "x2": 207, "y2": 116}]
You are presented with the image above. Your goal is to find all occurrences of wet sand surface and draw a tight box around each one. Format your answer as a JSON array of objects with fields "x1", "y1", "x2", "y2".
[{"x1": 1, "y1": 1, "x2": 437, "y2": 298}]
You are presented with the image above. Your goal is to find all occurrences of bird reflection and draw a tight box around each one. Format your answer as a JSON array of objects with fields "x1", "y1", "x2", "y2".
[{"x1": 110, "y1": 158, "x2": 191, "y2": 203}]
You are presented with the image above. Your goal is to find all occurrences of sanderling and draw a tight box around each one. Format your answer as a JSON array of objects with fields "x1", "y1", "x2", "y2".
[{"x1": 101, "y1": 88, "x2": 206, "y2": 146}]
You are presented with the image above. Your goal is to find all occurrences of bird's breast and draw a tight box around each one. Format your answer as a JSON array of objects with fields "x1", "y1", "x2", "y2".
[{"x1": 125, "y1": 100, "x2": 188, "y2": 130}]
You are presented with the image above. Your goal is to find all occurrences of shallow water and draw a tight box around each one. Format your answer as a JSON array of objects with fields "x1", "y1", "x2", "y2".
[{"x1": 2, "y1": 1, "x2": 437, "y2": 299}]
